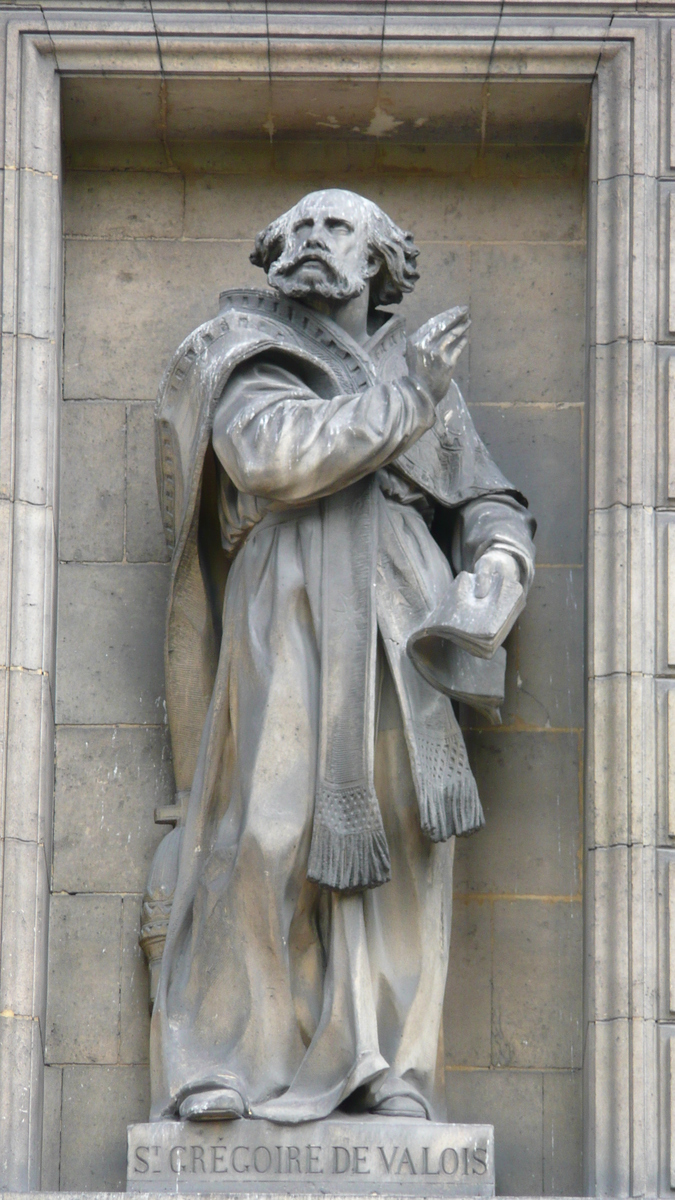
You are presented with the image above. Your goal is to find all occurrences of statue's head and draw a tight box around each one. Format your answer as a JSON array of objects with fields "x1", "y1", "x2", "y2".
[{"x1": 250, "y1": 188, "x2": 419, "y2": 308}]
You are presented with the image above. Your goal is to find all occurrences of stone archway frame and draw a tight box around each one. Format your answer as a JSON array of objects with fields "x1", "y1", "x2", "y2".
[{"x1": 0, "y1": 7, "x2": 656, "y2": 1195}]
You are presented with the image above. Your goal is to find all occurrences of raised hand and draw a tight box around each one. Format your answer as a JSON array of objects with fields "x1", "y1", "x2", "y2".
[{"x1": 405, "y1": 305, "x2": 470, "y2": 402}]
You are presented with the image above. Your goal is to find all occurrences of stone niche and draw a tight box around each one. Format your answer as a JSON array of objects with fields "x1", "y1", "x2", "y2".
[{"x1": 43, "y1": 74, "x2": 588, "y2": 1195}]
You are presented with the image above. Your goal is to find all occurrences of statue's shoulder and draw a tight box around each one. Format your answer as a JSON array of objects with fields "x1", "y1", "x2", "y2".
[{"x1": 154, "y1": 289, "x2": 374, "y2": 551}]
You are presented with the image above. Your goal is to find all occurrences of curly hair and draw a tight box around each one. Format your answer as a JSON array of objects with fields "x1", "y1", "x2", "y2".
[{"x1": 250, "y1": 190, "x2": 420, "y2": 308}]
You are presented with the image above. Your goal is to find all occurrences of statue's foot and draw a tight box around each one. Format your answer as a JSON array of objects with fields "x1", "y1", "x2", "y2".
[
  {"x1": 179, "y1": 1087, "x2": 245, "y2": 1121},
  {"x1": 370, "y1": 1094, "x2": 427, "y2": 1119}
]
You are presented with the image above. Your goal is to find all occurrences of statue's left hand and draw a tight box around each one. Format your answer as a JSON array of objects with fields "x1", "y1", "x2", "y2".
[
  {"x1": 406, "y1": 306, "x2": 470, "y2": 402},
  {"x1": 472, "y1": 549, "x2": 521, "y2": 599}
]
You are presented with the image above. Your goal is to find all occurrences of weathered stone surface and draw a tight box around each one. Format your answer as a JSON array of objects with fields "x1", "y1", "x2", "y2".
[
  {"x1": 184, "y1": 166, "x2": 584, "y2": 245},
  {"x1": 445, "y1": 1069, "x2": 543, "y2": 1195},
  {"x1": 40, "y1": 1064, "x2": 63, "y2": 1191},
  {"x1": 464, "y1": 567, "x2": 584, "y2": 732},
  {"x1": 53, "y1": 724, "x2": 171, "y2": 893},
  {"x1": 45, "y1": 894, "x2": 121, "y2": 1065},
  {"x1": 444, "y1": 899, "x2": 491, "y2": 1067},
  {"x1": 54, "y1": 133, "x2": 586, "y2": 1196},
  {"x1": 491, "y1": 899, "x2": 583, "y2": 1069},
  {"x1": 120, "y1": 895, "x2": 151, "y2": 1064},
  {"x1": 127, "y1": 1118, "x2": 495, "y2": 1196},
  {"x1": 470, "y1": 243, "x2": 586, "y2": 408},
  {"x1": 60, "y1": 1064, "x2": 150, "y2": 1191},
  {"x1": 0, "y1": 837, "x2": 49, "y2": 1029},
  {"x1": 456, "y1": 732, "x2": 581, "y2": 897},
  {"x1": 543, "y1": 1069, "x2": 583, "y2": 1194},
  {"x1": 0, "y1": 9, "x2": 658, "y2": 1200},
  {"x1": 469, "y1": 403, "x2": 583, "y2": 566},
  {"x1": 59, "y1": 401, "x2": 125, "y2": 562},
  {"x1": 64, "y1": 169, "x2": 184, "y2": 239},
  {"x1": 55, "y1": 563, "x2": 169, "y2": 724},
  {"x1": 399, "y1": 246, "x2": 471, "y2": 397},
  {"x1": 514, "y1": 565, "x2": 584, "y2": 728},
  {"x1": 64, "y1": 239, "x2": 261, "y2": 399},
  {"x1": 126, "y1": 402, "x2": 171, "y2": 563}
]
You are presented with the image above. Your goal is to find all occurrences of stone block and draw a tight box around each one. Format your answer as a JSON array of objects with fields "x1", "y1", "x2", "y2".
[
  {"x1": 45, "y1": 893, "x2": 121, "y2": 1065},
  {"x1": 469, "y1": 402, "x2": 583, "y2": 566},
  {"x1": 0, "y1": 838, "x2": 49, "y2": 1029},
  {"x1": 0, "y1": 498, "x2": 11, "y2": 666},
  {"x1": 53, "y1": 724, "x2": 172, "y2": 893},
  {"x1": 4, "y1": 669, "x2": 54, "y2": 853},
  {"x1": 120, "y1": 895, "x2": 151, "y2": 1064},
  {"x1": 126, "y1": 402, "x2": 171, "y2": 562},
  {"x1": 128, "y1": 1118, "x2": 495, "y2": 1196},
  {"x1": 63, "y1": 76, "x2": 162, "y2": 144},
  {"x1": 586, "y1": 675, "x2": 629, "y2": 848},
  {"x1": 399, "y1": 246, "x2": 471, "y2": 396},
  {"x1": 468, "y1": 565, "x2": 583, "y2": 732},
  {"x1": 64, "y1": 170, "x2": 184, "y2": 239},
  {"x1": 60, "y1": 1064, "x2": 150, "y2": 1191},
  {"x1": 10, "y1": 498, "x2": 56, "y2": 672},
  {"x1": 40, "y1": 1064, "x2": 62, "y2": 1190},
  {"x1": 445, "y1": 1068, "x2": 543, "y2": 1195},
  {"x1": 0, "y1": 333, "x2": 17, "y2": 495},
  {"x1": 491, "y1": 899, "x2": 582, "y2": 1069},
  {"x1": 17, "y1": 168, "x2": 61, "y2": 341},
  {"x1": 183, "y1": 168, "x2": 584, "y2": 245},
  {"x1": 514, "y1": 566, "x2": 584, "y2": 729},
  {"x1": 454, "y1": 732, "x2": 581, "y2": 897},
  {"x1": 594, "y1": 176, "x2": 630, "y2": 347},
  {"x1": 59, "y1": 400, "x2": 125, "y2": 562},
  {"x1": 55, "y1": 562, "x2": 169, "y2": 724},
  {"x1": 0, "y1": 1010, "x2": 44, "y2": 1190},
  {"x1": 590, "y1": 339, "x2": 629, "y2": 510},
  {"x1": 587, "y1": 845, "x2": 630, "y2": 1020},
  {"x1": 470, "y1": 243, "x2": 586, "y2": 408},
  {"x1": 587, "y1": 1017, "x2": 631, "y2": 1196},
  {"x1": 543, "y1": 1069, "x2": 583, "y2": 1194},
  {"x1": 590, "y1": 505, "x2": 629, "y2": 678},
  {"x1": 14, "y1": 333, "x2": 59, "y2": 507},
  {"x1": 397, "y1": 175, "x2": 584, "y2": 245},
  {"x1": 64, "y1": 238, "x2": 261, "y2": 400},
  {"x1": 444, "y1": 899, "x2": 491, "y2": 1067},
  {"x1": 183, "y1": 174, "x2": 311, "y2": 241}
]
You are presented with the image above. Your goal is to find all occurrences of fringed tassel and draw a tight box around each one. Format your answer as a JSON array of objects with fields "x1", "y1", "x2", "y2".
[
  {"x1": 416, "y1": 734, "x2": 485, "y2": 842},
  {"x1": 307, "y1": 793, "x2": 391, "y2": 891}
]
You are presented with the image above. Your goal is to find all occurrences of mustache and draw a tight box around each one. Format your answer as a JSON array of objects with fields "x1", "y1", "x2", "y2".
[{"x1": 271, "y1": 248, "x2": 342, "y2": 278}]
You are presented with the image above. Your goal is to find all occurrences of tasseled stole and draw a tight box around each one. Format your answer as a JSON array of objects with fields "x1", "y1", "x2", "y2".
[{"x1": 307, "y1": 475, "x2": 482, "y2": 893}]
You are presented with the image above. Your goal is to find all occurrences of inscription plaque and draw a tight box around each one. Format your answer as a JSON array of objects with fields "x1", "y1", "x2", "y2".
[{"x1": 127, "y1": 1118, "x2": 494, "y2": 1196}]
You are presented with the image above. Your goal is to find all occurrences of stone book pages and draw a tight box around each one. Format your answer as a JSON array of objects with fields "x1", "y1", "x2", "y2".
[
  {"x1": 127, "y1": 1118, "x2": 495, "y2": 1196},
  {"x1": 410, "y1": 572, "x2": 526, "y2": 662}
]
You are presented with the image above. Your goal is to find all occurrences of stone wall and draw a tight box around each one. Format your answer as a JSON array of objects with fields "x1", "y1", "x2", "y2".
[{"x1": 42, "y1": 138, "x2": 586, "y2": 1193}]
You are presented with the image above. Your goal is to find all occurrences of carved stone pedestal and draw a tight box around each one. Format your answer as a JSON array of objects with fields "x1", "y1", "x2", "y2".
[{"x1": 127, "y1": 1117, "x2": 494, "y2": 1196}]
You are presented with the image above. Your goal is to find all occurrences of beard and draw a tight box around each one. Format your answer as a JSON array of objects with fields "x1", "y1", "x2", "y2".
[{"x1": 268, "y1": 248, "x2": 368, "y2": 302}]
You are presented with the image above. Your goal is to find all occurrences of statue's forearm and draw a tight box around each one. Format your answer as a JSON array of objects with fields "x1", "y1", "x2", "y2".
[
  {"x1": 452, "y1": 494, "x2": 537, "y2": 590},
  {"x1": 212, "y1": 363, "x2": 435, "y2": 503}
]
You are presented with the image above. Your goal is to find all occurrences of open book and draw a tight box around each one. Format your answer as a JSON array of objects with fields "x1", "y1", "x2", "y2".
[
  {"x1": 416, "y1": 570, "x2": 525, "y2": 660},
  {"x1": 407, "y1": 571, "x2": 524, "y2": 722}
]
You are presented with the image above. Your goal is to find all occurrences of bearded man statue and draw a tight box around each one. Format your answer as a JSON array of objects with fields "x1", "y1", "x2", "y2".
[{"x1": 142, "y1": 189, "x2": 536, "y2": 1126}]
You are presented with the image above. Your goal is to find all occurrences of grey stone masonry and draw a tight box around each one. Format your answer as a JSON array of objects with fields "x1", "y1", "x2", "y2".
[
  {"x1": 51, "y1": 135, "x2": 585, "y2": 1194},
  {"x1": 0, "y1": 4, "x2": 665, "y2": 1199},
  {"x1": 127, "y1": 1120, "x2": 495, "y2": 1196}
]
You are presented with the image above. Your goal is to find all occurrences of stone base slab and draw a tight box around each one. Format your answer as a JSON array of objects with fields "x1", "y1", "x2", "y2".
[{"x1": 127, "y1": 1117, "x2": 494, "y2": 1196}]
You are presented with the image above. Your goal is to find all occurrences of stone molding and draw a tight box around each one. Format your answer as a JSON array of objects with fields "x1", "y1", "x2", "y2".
[{"x1": 0, "y1": 3, "x2": 664, "y2": 1195}]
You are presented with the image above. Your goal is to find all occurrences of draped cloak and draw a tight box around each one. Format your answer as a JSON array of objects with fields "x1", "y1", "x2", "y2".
[{"x1": 149, "y1": 289, "x2": 536, "y2": 1123}]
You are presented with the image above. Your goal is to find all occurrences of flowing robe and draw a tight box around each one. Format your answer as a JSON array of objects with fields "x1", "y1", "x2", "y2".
[{"x1": 149, "y1": 294, "x2": 535, "y2": 1123}]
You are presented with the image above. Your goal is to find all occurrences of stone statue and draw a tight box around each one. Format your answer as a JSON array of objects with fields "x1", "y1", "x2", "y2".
[{"x1": 140, "y1": 189, "x2": 535, "y2": 1127}]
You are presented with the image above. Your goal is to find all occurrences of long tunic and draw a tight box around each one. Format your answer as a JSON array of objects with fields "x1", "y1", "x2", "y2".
[{"x1": 150, "y1": 320, "x2": 535, "y2": 1123}]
